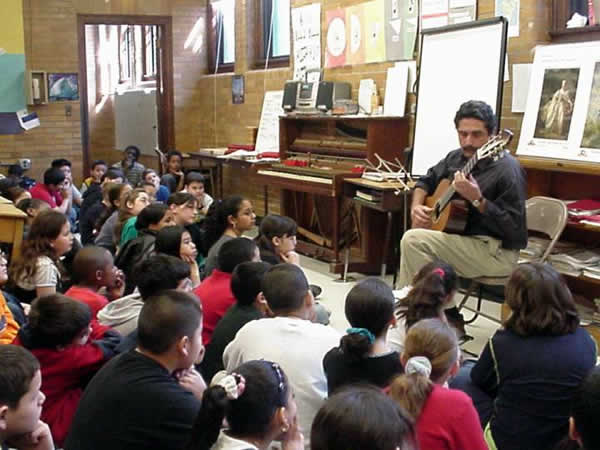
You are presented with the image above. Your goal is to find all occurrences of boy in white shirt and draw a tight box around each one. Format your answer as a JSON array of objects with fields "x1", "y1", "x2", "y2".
[{"x1": 223, "y1": 264, "x2": 340, "y2": 448}]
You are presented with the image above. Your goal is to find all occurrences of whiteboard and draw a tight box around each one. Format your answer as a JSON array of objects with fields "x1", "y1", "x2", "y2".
[
  {"x1": 412, "y1": 18, "x2": 507, "y2": 176},
  {"x1": 255, "y1": 90, "x2": 284, "y2": 153}
]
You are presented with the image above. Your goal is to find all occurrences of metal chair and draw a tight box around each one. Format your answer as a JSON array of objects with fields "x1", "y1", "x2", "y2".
[{"x1": 457, "y1": 196, "x2": 569, "y2": 324}]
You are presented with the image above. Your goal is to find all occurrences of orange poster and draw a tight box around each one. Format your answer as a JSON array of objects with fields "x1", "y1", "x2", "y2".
[{"x1": 346, "y1": 4, "x2": 365, "y2": 65}]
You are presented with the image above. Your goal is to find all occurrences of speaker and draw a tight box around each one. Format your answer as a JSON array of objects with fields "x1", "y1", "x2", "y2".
[
  {"x1": 317, "y1": 82, "x2": 352, "y2": 112},
  {"x1": 282, "y1": 81, "x2": 299, "y2": 112}
]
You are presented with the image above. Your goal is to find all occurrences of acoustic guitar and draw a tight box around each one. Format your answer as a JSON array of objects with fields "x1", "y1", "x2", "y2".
[{"x1": 424, "y1": 129, "x2": 513, "y2": 234}]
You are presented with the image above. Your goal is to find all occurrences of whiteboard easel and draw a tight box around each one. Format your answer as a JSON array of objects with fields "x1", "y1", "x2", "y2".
[{"x1": 411, "y1": 18, "x2": 507, "y2": 177}]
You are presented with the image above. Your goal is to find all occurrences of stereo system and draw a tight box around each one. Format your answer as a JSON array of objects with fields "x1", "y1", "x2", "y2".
[{"x1": 282, "y1": 80, "x2": 352, "y2": 114}]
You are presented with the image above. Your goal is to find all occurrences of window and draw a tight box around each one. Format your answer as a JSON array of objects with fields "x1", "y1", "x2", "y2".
[
  {"x1": 208, "y1": 0, "x2": 235, "y2": 73},
  {"x1": 119, "y1": 25, "x2": 133, "y2": 82},
  {"x1": 118, "y1": 24, "x2": 159, "y2": 86},
  {"x1": 142, "y1": 25, "x2": 158, "y2": 80},
  {"x1": 254, "y1": 0, "x2": 290, "y2": 69}
]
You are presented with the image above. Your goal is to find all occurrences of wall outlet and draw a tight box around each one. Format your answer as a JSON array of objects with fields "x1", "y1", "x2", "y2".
[{"x1": 18, "y1": 159, "x2": 31, "y2": 170}]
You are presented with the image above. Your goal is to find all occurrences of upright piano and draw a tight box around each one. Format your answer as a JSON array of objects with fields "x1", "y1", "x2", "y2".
[{"x1": 256, "y1": 115, "x2": 409, "y2": 274}]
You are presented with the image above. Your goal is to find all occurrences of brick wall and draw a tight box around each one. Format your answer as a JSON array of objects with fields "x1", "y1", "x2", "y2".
[{"x1": 0, "y1": 0, "x2": 550, "y2": 205}]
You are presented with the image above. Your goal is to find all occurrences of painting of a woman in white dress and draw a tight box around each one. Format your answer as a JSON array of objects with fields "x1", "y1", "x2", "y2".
[{"x1": 534, "y1": 69, "x2": 579, "y2": 141}]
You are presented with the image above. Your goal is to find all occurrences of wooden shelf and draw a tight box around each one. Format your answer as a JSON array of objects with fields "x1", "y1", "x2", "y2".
[
  {"x1": 550, "y1": 26, "x2": 600, "y2": 42},
  {"x1": 518, "y1": 156, "x2": 600, "y2": 175},
  {"x1": 568, "y1": 222, "x2": 600, "y2": 232}
]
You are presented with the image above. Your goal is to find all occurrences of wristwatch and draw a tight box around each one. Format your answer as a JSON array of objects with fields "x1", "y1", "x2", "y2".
[{"x1": 472, "y1": 197, "x2": 483, "y2": 208}]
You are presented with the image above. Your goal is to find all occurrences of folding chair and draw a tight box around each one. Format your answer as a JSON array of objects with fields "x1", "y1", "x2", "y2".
[{"x1": 457, "y1": 196, "x2": 568, "y2": 324}]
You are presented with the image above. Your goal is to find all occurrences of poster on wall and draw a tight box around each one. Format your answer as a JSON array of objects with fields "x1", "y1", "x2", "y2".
[
  {"x1": 48, "y1": 73, "x2": 79, "y2": 102},
  {"x1": 326, "y1": 8, "x2": 347, "y2": 68},
  {"x1": 364, "y1": 0, "x2": 386, "y2": 63},
  {"x1": 384, "y1": 0, "x2": 418, "y2": 61},
  {"x1": 517, "y1": 42, "x2": 600, "y2": 163},
  {"x1": 495, "y1": 0, "x2": 520, "y2": 37},
  {"x1": 0, "y1": 0, "x2": 26, "y2": 113},
  {"x1": 346, "y1": 4, "x2": 366, "y2": 65},
  {"x1": 291, "y1": 3, "x2": 321, "y2": 82}
]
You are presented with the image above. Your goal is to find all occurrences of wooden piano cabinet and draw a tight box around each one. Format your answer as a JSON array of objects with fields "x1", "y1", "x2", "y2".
[
  {"x1": 520, "y1": 157, "x2": 600, "y2": 302},
  {"x1": 260, "y1": 115, "x2": 410, "y2": 274}
]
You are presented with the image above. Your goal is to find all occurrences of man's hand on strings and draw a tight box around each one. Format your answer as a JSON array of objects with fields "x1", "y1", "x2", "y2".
[{"x1": 453, "y1": 172, "x2": 482, "y2": 203}]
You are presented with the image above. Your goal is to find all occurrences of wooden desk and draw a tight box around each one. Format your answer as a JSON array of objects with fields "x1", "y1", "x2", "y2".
[
  {"x1": 344, "y1": 178, "x2": 412, "y2": 282},
  {"x1": 0, "y1": 200, "x2": 27, "y2": 261},
  {"x1": 186, "y1": 153, "x2": 272, "y2": 203}
]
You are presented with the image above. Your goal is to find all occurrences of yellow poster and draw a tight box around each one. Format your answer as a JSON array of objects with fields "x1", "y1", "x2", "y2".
[
  {"x1": 0, "y1": 0, "x2": 25, "y2": 54},
  {"x1": 364, "y1": 0, "x2": 385, "y2": 63},
  {"x1": 345, "y1": 4, "x2": 365, "y2": 65}
]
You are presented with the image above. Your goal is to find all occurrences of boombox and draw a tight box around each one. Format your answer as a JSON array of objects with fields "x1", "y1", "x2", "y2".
[{"x1": 282, "y1": 81, "x2": 352, "y2": 113}]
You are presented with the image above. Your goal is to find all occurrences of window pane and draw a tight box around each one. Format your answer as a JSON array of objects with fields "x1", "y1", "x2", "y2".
[
  {"x1": 214, "y1": 0, "x2": 235, "y2": 65},
  {"x1": 271, "y1": 0, "x2": 290, "y2": 58}
]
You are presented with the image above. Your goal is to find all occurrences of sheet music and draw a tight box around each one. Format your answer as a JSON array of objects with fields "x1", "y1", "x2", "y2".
[
  {"x1": 292, "y1": 3, "x2": 321, "y2": 81},
  {"x1": 255, "y1": 91, "x2": 284, "y2": 154}
]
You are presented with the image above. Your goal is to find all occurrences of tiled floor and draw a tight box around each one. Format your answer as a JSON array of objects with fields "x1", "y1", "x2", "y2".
[{"x1": 301, "y1": 255, "x2": 502, "y2": 357}]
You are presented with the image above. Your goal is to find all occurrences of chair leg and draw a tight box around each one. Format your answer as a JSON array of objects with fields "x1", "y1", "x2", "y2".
[
  {"x1": 464, "y1": 286, "x2": 483, "y2": 324},
  {"x1": 457, "y1": 280, "x2": 477, "y2": 312}
]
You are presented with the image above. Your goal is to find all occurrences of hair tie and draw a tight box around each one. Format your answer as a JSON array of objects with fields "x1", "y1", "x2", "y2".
[
  {"x1": 346, "y1": 327, "x2": 376, "y2": 344},
  {"x1": 405, "y1": 356, "x2": 432, "y2": 378},
  {"x1": 210, "y1": 370, "x2": 246, "y2": 400},
  {"x1": 432, "y1": 268, "x2": 445, "y2": 277}
]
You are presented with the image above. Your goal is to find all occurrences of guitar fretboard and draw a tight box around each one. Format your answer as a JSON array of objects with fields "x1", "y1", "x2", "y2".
[{"x1": 437, "y1": 152, "x2": 480, "y2": 209}]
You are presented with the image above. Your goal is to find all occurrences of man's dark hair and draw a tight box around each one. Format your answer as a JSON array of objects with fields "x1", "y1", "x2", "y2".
[
  {"x1": 184, "y1": 171, "x2": 205, "y2": 186},
  {"x1": 135, "y1": 203, "x2": 169, "y2": 230},
  {"x1": 261, "y1": 264, "x2": 309, "y2": 314},
  {"x1": 91, "y1": 160, "x2": 107, "y2": 170},
  {"x1": 43, "y1": 167, "x2": 66, "y2": 186},
  {"x1": 137, "y1": 290, "x2": 202, "y2": 354},
  {"x1": 231, "y1": 261, "x2": 271, "y2": 306},
  {"x1": 572, "y1": 366, "x2": 600, "y2": 450},
  {"x1": 71, "y1": 246, "x2": 112, "y2": 285},
  {"x1": 28, "y1": 294, "x2": 91, "y2": 348},
  {"x1": 51, "y1": 158, "x2": 71, "y2": 169},
  {"x1": 101, "y1": 168, "x2": 124, "y2": 182},
  {"x1": 8, "y1": 164, "x2": 24, "y2": 177},
  {"x1": 453, "y1": 100, "x2": 497, "y2": 135},
  {"x1": 216, "y1": 237, "x2": 257, "y2": 274},
  {"x1": 167, "y1": 192, "x2": 198, "y2": 208},
  {"x1": 0, "y1": 345, "x2": 40, "y2": 409},
  {"x1": 133, "y1": 254, "x2": 191, "y2": 299}
]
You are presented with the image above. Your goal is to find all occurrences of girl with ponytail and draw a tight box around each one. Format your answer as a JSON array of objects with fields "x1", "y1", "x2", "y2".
[
  {"x1": 323, "y1": 278, "x2": 402, "y2": 395},
  {"x1": 185, "y1": 360, "x2": 303, "y2": 450},
  {"x1": 389, "y1": 318, "x2": 486, "y2": 450},
  {"x1": 387, "y1": 261, "x2": 457, "y2": 353}
]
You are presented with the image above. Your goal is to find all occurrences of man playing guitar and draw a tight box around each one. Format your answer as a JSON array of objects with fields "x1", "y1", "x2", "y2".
[{"x1": 398, "y1": 100, "x2": 527, "y2": 305}]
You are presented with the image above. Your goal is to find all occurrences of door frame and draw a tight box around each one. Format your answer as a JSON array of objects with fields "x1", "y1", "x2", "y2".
[{"x1": 77, "y1": 14, "x2": 175, "y2": 175}]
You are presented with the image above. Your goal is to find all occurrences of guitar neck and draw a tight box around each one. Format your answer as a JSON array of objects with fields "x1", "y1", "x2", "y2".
[
  {"x1": 461, "y1": 153, "x2": 479, "y2": 177},
  {"x1": 438, "y1": 153, "x2": 479, "y2": 208}
]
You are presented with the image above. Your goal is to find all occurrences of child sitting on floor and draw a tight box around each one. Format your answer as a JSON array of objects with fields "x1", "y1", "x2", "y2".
[
  {"x1": 14, "y1": 294, "x2": 121, "y2": 447},
  {"x1": 323, "y1": 277, "x2": 403, "y2": 395},
  {"x1": 0, "y1": 345, "x2": 54, "y2": 450},
  {"x1": 388, "y1": 261, "x2": 457, "y2": 353},
  {"x1": 64, "y1": 246, "x2": 125, "y2": 319},
  {"x1": 389, "y1": 318, "x2": 487, "y2": 450}
]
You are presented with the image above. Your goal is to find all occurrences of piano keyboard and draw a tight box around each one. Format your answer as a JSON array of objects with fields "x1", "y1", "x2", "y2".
[{"x1": 257, "y1": 169, "x2": 333, "y2": 185}]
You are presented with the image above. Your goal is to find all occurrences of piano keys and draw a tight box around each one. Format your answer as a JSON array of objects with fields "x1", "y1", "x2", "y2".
[{"x1": 256, "y1": 115, "x2": 409, "y2": 274}]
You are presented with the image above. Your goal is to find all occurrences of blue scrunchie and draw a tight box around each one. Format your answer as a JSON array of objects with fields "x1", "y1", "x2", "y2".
[{"x1": 346, "y1": 327, "x2": 376, "y2": 344}]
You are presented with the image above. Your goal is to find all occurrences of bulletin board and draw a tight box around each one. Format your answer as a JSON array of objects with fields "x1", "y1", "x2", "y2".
[
  {"x1": 411, "y1": 18, "x2": 507, "y2": 177},
  {"x1": 0, "y1": 0, "x2": 26, "y2": 113}
]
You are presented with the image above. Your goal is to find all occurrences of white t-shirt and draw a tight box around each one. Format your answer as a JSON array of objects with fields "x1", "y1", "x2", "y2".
[
  {"x1": 16, "y1": 256, "x2": 60, "y2": 290},
  {"x1": 210, "y1": 430, "x2": 258, "y2": 450},
  {"x1": 223, "y1": 317, "x2": 341, "y2": 449}
]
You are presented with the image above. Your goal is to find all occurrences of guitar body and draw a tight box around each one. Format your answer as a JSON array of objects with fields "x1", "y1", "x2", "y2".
[{"x1": 424, "y1": 179, "x2": 469, "y2": 234}]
